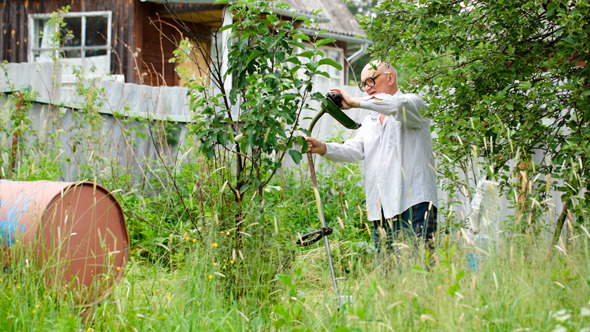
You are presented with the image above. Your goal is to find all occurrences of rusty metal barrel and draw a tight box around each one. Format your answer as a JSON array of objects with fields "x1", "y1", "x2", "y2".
[{"x1": 0, "y1": 180, "x2": 129, "y2": 304}]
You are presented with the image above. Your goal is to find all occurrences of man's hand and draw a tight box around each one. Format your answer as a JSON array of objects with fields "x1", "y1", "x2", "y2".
[
  {"x1": 305, "y1": 137, "x2": 327, "y2": 155},
  {"x1": 330, "y1": 88, "x2": 361, "y2": 109}
]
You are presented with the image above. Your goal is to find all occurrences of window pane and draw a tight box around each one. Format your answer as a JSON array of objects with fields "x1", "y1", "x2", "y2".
[
  {"x1": 34, "y1": 19, "x2": 45, "y2": 48},
  {"x1": 63, "y1": 49, "x2": 81, "y2": 58},
  {"x1": 35, "y1": 18, "x2": 55, "y2": 49},
  {"x1": 61, "y1": 17, "x2": 82, "y2": 47},
  {"x1": 85, "y1": 16, "x2": 108, "y2": 46},
  {"x1": 85, "y1": 49, "x2": 107, "y2": 57}
]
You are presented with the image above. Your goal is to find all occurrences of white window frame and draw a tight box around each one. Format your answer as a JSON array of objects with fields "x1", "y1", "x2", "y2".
[{"x1": 28, "y1": 11, "x2": 112, "y2": 76}]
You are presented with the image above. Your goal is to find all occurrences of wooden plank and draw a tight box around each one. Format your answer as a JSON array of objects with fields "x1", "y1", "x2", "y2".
[{"x1": 139, "y1": 16, "x2": 181, "y2": 86}]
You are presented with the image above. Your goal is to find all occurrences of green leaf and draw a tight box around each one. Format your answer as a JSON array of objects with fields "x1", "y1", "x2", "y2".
[
  {"x1": 355, "y1": 306, "x2": 367, "y2": 320},
  {"x1": 218, "y1": 24, "x2": 232, "y2": 33},
  {"x1": 296, "y1": 136, "x2": 308, "y2": 153},
  {"x1": 410, "y1": 265, "x2": 429, "y2": 274},
  {"x1": 448, "y1": 284, "x2": 460, "y2": 296},
  {"x1": 288, "y1": 40, "x2": 307, "y2": 49},
  {"x1": 306, "y1": 61, "x2": 319, "y2": 72},
  {"x1": 289, "y1": 149, "x2": 302, "y2": 164},
  {"x1": 285, "y1": 57, "x2": 302, "y2": 65},
  {"x1": 276, "y1": 274, "x2": 292, "y2": 286},
  {"x1": 315, "y1": 70, "x2": 330, "y2": 78},
  {"x1": 246, "y1": 49, "x2": 263, "y2": 65},
  {"x1": 315, "y1": 38, "x2": 335, "y2": 47},
  {"x1": 291, "y1": 33, "x2": 310, "y2": 41},
  {"x1": 291, "y1": 301, "x2": 303, "y2": 319},
  {"x1": 271, "y1": 317, "x2": 286, "y2": 329},
  {"x1": 294, "y1": 16, "x2": 309, "y2": 23},
  {"x1": 272, "y1": 304, "x2": 290, "y2": 320},
  {"x1": 239, "y1": 183, "x2": 251, "y2": 194},
  {"x1": 275, "y1": 52, "x2": 285, "y2": 63},
  {"x1": 456, "y1": 270, "x2": 465, "y2": 282},
  {"x1": 318, "y1": 58, "x2": 342, "y2": 70},
  {"x1": 298, "y1": 50, "x2": 315, "y2": 59}
]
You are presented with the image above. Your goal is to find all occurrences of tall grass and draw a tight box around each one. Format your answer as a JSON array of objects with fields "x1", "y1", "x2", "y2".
[
  {"x1": 2, "y1": 155, "x2": 589, "y2": 330},
  {"x1": 3, "y1": 223, "x2": 589, "y2": 330}
]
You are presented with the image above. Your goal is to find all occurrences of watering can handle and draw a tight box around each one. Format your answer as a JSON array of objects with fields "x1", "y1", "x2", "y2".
[{"x1": 308, "y1": 93, "x2": 362, "y2": 133}]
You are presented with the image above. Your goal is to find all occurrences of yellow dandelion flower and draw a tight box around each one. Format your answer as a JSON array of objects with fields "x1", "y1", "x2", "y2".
[
  {"x1": 36, "y1": 305, "x2": 39, "y2": 308},
  {"x1": 117, "y1": 267, "x2": 121, "y2": 271},
  {"x1": 212, "y1": 243, "x2": 218, "y2": 248},
  {"x1": 220, "y1": 231, "x2": 224, "y2": 234},
  {"x1": 17, "y1": 285, "x2": 21, "y2": 289},
  {"x1": 230, "y1": 260, "x2": 234, "y2": 264},
  {"x1": 226, "y1": 232, "x2": 230, "y2": 236},
  {"x1": 222, "y1": 265, "x2": 226, "y2": 269},
  {"x1": 32, "y1": 310, "x2": 36, "y2": 314},
  {"x1": 213, "y1": 262, "x2": 217, "y2": 266},
  {"x1": 185, "y1": 236, "x2": 190, "y2": 241},
  {"x1": 208, "y1": 274, "x2": 213, "y2": 279},
  {"x1": 192, "y1": 239, "x2": 196, "y2": 243},
  {"x1": 167, "y1": 296, "x2": 172, "y2": 301}
]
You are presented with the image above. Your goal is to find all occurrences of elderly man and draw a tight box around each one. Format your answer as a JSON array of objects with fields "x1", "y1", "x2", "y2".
[{"x1": 305, "y1": 61, "x2": 438, "y2": 257}]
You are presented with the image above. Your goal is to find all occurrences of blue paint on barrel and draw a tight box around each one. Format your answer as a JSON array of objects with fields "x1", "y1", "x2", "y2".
[
  {"x1": 466, "y1": 253, "x2": 479, "y2": 271},
  {"x1": 0, "y1": 193, "x2": 34, "y2": 247}
]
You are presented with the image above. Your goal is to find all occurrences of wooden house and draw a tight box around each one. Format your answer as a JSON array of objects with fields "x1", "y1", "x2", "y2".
[{"x1": 0, "y1": 0, "x2": 369, "y2": 89}]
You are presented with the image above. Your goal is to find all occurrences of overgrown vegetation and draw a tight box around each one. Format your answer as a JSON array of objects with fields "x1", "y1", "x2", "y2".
[
  {"x1": 360, "y1": 0, "x2": 590, "y2": 241},
  {"x1": 186, "y1": 0, "x2": 343, "y2": 237},
  {"x1": 1, "y1": 0, "x2": 589, "y2": 330}
]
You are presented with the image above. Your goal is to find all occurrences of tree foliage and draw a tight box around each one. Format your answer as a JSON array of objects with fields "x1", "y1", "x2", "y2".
[
  {"x1": 188, "y1": 0, "x2": 340, "y2": 205},
  {"x1": 344, "y1": 0, "x2": 383, "y2": 16},
  {"x1": 360, "y1": 0, "x2": 590, "y2": 230}
]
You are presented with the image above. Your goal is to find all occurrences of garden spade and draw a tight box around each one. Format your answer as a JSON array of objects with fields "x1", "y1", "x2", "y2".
[{"x1": 297, "y1": 93, "x2": 361, "y2": 307}]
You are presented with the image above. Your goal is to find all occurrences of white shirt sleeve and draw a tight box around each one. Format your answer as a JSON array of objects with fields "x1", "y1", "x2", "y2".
[
  {"x1": 322, "y1": 112, "x2": 380, "y2": 162},
  {"x1": 360, "y1": 92, "x2": 426, "y2": 129},
  {"x1": 323, "y1": 126, "x2": 366, "y2": 162}
]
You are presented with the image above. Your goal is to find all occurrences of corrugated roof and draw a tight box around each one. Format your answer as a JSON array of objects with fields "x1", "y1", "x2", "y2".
[
  {"x1": 281, "y1": 0, "x2": 366, "y2": 40},
  {"x1": 148, "y1": 0, "x2": 367, "y2": 42}
]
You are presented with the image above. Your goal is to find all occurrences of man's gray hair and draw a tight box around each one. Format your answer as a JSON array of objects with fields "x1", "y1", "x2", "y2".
[{"x1": 370, "y1": 60, "x2": 398, "y2": 83}]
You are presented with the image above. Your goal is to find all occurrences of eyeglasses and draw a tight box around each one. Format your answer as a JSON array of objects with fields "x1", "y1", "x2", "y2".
[{"x1": 358, "y1": 73, "x2": 384, "y2": 91}]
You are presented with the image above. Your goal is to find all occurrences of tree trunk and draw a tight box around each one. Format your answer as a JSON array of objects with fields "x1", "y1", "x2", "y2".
[{"x1": 552, "y1": 199, "x2": 570, "y2": 246}]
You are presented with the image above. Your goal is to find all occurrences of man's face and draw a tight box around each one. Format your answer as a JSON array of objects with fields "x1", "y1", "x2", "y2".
[{"x1": 359, "y1": 66, "x2": 392, "y2": 95}]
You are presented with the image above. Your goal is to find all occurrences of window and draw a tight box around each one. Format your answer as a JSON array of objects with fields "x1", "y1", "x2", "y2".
[
  {"x1": 28, "y1": 11, "x2": 112, "y2": 75},
  {"x1": 311, "y1": 46, "x2": 344, "y2": 91}
]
